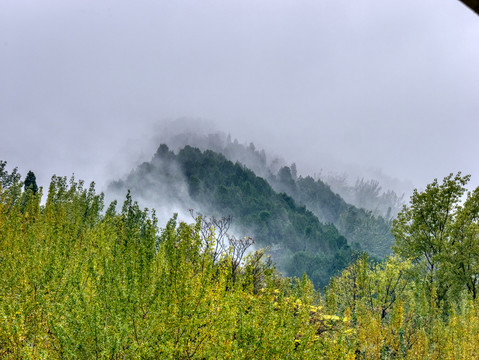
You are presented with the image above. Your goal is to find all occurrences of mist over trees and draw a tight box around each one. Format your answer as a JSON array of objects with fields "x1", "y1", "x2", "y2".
[
  {"x1": 152, "y1": 129, "x2": 279, "y2": 179},
  {"x1": 136, "y1": 131, "x2": 402, "y2": 257},
  {"x1": 153, "y1": 128, "x2": 406, "y2": 215},
  {"x1": 269, "y1": 165, "x2": 396, "y2": 258},
  {"x1": 108, "y1": 144, "x2": 197, "y2": 224},
  {"x1": 109, "y1": 144, "x2": 355, "y2": 287},
  {"x1": 107, "y1": 132, "x2": 412, "y2": 285},
  {"x1": 322, "y1": 174, "x2": 405, "y2": 219}
]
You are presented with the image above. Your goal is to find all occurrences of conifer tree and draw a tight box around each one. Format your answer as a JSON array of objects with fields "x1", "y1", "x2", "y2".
[{"x1": 24, "y1": 170, "x2": 38, "y2": 194}]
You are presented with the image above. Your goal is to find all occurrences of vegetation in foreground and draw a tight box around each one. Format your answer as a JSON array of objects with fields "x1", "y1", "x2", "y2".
[{"x1": 2, "y1": 162, "x2": 479, "y2": 358}]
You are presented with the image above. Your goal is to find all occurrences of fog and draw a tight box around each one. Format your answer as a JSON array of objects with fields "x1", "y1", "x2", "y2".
[{"x1": 1, "y1": 0, "x2": 479, "y2": 197}]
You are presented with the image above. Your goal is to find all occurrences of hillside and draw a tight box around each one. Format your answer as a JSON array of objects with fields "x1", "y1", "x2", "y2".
[
  {"x1": 109, "y1": 144, "x2": 356, "y2": 287},
  {"x1": 147, "y1": 131, "x2": 398, "y2": 258},
  {"x1": 270, "y1": 166, "x2": 395, "y2": 258}
]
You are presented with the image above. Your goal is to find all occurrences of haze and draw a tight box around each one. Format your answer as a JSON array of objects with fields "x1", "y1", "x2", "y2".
[{"x1": 1, "y1": 0, "x2": 478, "y2": 195}]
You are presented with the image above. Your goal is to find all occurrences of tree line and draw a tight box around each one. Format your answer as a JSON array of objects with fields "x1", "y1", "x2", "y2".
[{"x1": 3, "y1": 160, "x2": 479, "y2": 358}]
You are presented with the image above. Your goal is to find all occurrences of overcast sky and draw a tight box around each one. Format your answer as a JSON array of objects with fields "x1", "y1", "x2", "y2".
[{"x1": 1, "y1": 0, "x2": 478, "y2": 194}]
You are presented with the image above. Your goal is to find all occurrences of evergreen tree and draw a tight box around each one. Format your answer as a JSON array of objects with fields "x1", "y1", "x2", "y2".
[{"x1": 24, "y1": 170, "x2": 38, "y2": 194}]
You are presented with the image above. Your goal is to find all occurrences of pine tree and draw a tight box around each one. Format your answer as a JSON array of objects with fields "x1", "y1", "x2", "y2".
[{"x1": 24, "y1": 170, "x2": 38, "y2": 194}]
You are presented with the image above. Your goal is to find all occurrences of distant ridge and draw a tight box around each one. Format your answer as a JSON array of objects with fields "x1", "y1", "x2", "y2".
[{"x1": 110, "y1": 144, "x2": 355, "y2": 287}]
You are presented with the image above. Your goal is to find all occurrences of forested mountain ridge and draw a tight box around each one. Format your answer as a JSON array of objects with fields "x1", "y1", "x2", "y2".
[
  {"x1": 270, "y1": 166, "x2": 395, "y2": 258},
  {"x1": 160, "y1": 130, "x2": 404, "y2": 216},
  {"x1": 156, "y1": 131, "x2": 399, "y2": 257},
  {"x1": 110, "y1": 144, "x2": 355, "y2": 287}
]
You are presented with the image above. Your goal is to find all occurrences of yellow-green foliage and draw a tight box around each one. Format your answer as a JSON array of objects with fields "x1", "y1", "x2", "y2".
[
  {"x1": 0, "y1": 176, "x2": 352, "y2": 359},
  {"x1": 328, "y1": 255, "x2": 479, "y2": 359},
  {"x1": 3, "y1": 173, "x2": 479, "y2": 359}
]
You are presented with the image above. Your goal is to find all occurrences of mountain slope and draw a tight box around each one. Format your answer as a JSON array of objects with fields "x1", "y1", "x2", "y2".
[
  {"x1": 109, "y1": 144, "x2": 356, "y2": 286},
  {"x1": 270, "y1": 166, "x2": 395, "y2": 258},
  {"x1": 155, "y1": 131, "x2": 398, "y2": 257}
]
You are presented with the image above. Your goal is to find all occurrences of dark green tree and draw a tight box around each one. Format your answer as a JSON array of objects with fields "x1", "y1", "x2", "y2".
[{"x1": 24, "y1": 170, "x2": 38, "y2": 194}]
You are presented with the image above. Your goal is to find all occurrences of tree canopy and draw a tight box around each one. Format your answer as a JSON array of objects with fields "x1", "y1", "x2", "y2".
[{"x1": 393, "y1": 172, "x2": 479, "y2": 305}]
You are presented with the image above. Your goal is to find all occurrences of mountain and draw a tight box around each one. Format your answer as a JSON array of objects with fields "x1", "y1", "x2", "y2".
[
  {"x1": 269, "y1": 165, "x2": 395, "y2": 258},
  {"x1": 109, "y1": 144, "x2": 356, "y2": 287},
  {"x1": 148, "y1": 130, "x2": 398, "y2": 258}
]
